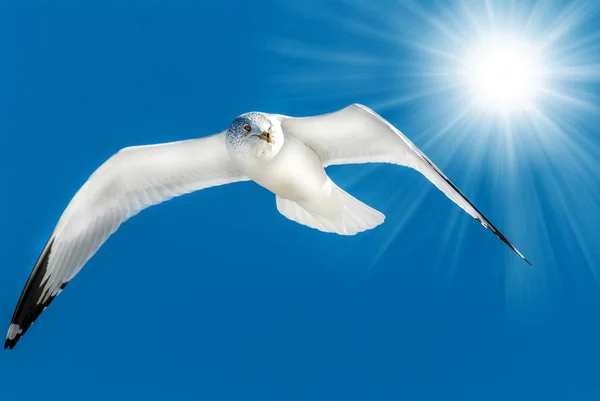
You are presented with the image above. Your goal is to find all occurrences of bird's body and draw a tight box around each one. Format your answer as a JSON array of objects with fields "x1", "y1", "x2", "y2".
[
  {"x1": 230, "y1": 121, "x2": 349, "y2": 226},
  {"x1": 239, "y1": 130, "x2": 326, "y2": 203},
  {"x1": 4, "y1": 104, "x2": 531, "y2": 349},
  {"x1": 226, "y1": 111, "x2": 384, "y2": 234}
]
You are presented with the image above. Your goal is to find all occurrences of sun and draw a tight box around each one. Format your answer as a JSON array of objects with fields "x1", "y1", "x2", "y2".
[
  {"x1": 463, "y1": 34, "x2": 544, "y2": 114},
  {"x1": 273, "y1": 0, "x2": 600, "y2": 305}
]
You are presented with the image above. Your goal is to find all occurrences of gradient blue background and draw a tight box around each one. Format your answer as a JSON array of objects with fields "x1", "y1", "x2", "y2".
[{"x1": 2, "y1": 0, "x2": 600, "y2": 400}]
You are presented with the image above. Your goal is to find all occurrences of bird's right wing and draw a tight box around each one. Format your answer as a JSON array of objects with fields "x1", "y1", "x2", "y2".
[
  {"x1": 279, "y1": 104, "x2": 531, "y2": 266},
  {"x1": 5, "y1": 131, "x2": 248, "y2": 349}
]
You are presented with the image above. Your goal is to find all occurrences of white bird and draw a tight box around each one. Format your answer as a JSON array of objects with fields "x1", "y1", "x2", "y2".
[{"x1": 5, "y1": 103, "x2": 530, "y2": 349}]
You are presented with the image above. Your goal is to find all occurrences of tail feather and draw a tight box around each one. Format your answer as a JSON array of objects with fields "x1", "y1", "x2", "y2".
[{"x1": 276, "y1": 183, "x2": 385, "y2": 235}]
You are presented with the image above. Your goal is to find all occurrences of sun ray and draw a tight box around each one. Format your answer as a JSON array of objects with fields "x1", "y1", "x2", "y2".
[{"x1": 271, "y1": 0, "x2": 600, "y2": 314}]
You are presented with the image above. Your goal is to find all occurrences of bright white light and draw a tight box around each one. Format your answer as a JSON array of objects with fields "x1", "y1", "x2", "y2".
[
  {"x1": 464, "y1": 35, "x2": 543, "y2": 113},
  {"x1": 275, "y1": 0, "x2": 600, "y2": 294}
]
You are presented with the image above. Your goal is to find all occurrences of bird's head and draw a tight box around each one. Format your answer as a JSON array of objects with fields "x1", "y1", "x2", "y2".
[{"x1": 226, "y1": 112, "x2": 283, "y2": 161}]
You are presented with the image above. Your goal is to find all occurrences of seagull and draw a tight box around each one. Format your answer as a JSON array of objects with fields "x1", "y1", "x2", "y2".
[{"x1": 4, "y1": 103, "x2": 530, "y2": 349}]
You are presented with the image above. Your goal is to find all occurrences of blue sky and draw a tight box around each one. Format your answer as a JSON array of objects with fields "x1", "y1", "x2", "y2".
[{"x1": 1, "y1": 0, "x2": 600, "y2": 400}]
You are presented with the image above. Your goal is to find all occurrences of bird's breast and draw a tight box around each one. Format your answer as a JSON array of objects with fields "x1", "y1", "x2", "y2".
[{"x1": 243, "y1": 135, "x2": 328, "y2": 202}]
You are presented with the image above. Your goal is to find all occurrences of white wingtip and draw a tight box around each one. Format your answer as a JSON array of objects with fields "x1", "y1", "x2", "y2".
[{"x1": 6, "y1": 324, "x2": 22, "y2": 341}]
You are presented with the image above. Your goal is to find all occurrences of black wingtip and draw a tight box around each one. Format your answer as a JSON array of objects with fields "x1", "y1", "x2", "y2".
[
  {"x1": 502, "y1": 231, "x2": 532, "y2": 267},
  {"x1": 4, "y1": 236, "x2": 66, "y2": 350},
  {"x1": 517, "y1": 255, "x2": 533, "y2": 267},
  {"x1": 473, "y1": 215, "x2": 532, "y2": 266},
  {"x1": 413, "y1": 149, "x2": 531, "y2": 268},
  {"x1": 505, "y1": 239, "x2": 532, "y2": 267},
  {"x1": 5, "y1": 336, "x2": 17, "y2": 350},
  {"x1": 507, "y1": 247, "x2": 533, "y2": 267}
]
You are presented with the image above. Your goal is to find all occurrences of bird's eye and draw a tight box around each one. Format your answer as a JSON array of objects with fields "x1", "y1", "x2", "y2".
[{"x1": 243, "y1": 124, "x2": 251, "y2": 132}]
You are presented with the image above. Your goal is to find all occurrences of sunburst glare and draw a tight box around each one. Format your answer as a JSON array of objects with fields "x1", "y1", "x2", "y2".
[
  {"x1": 463, "y1": 33, "x2": 543, "y2": 113},
  {"x1": 271, "y1": 0, "x2": 600, "y2": 316}
]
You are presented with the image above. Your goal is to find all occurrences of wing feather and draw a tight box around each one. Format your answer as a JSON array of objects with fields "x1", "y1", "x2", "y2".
[
  {"x1": 5, "y1": 131, "x2": 248, "y2": 349},
  {"x1": 280, "y1": 104, "x2": 531, "y2": 265}
]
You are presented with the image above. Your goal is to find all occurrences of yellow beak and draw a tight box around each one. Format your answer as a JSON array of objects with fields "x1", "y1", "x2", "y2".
[{"x1": 257, "y1": 131, "x2": 273, "y2": 143}]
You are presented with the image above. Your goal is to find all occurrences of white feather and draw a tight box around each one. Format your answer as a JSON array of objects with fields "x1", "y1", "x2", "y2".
[
  {"x1": 278, "y1": 104, "x2": 529, "y2": 264},
  {"x1": 37, "y1": 132, "x2": 249, "y2": 304}
]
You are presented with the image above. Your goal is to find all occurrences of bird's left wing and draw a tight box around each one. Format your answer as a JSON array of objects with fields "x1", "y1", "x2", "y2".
[
  {"x1": 278, "y1": 104, "x2": 531, "y2": 265},
  {"x1": 5, "y1": 131, "x2": 248, "y2": 349}
]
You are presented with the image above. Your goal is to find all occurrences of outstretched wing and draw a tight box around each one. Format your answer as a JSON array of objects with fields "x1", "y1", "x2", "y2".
[
  {"x1": 5, "y1": 132, "x2": 248, "y2": 349},
  {"x1": 279, "y1": 104, "x2": 531, "y2": 265}
]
